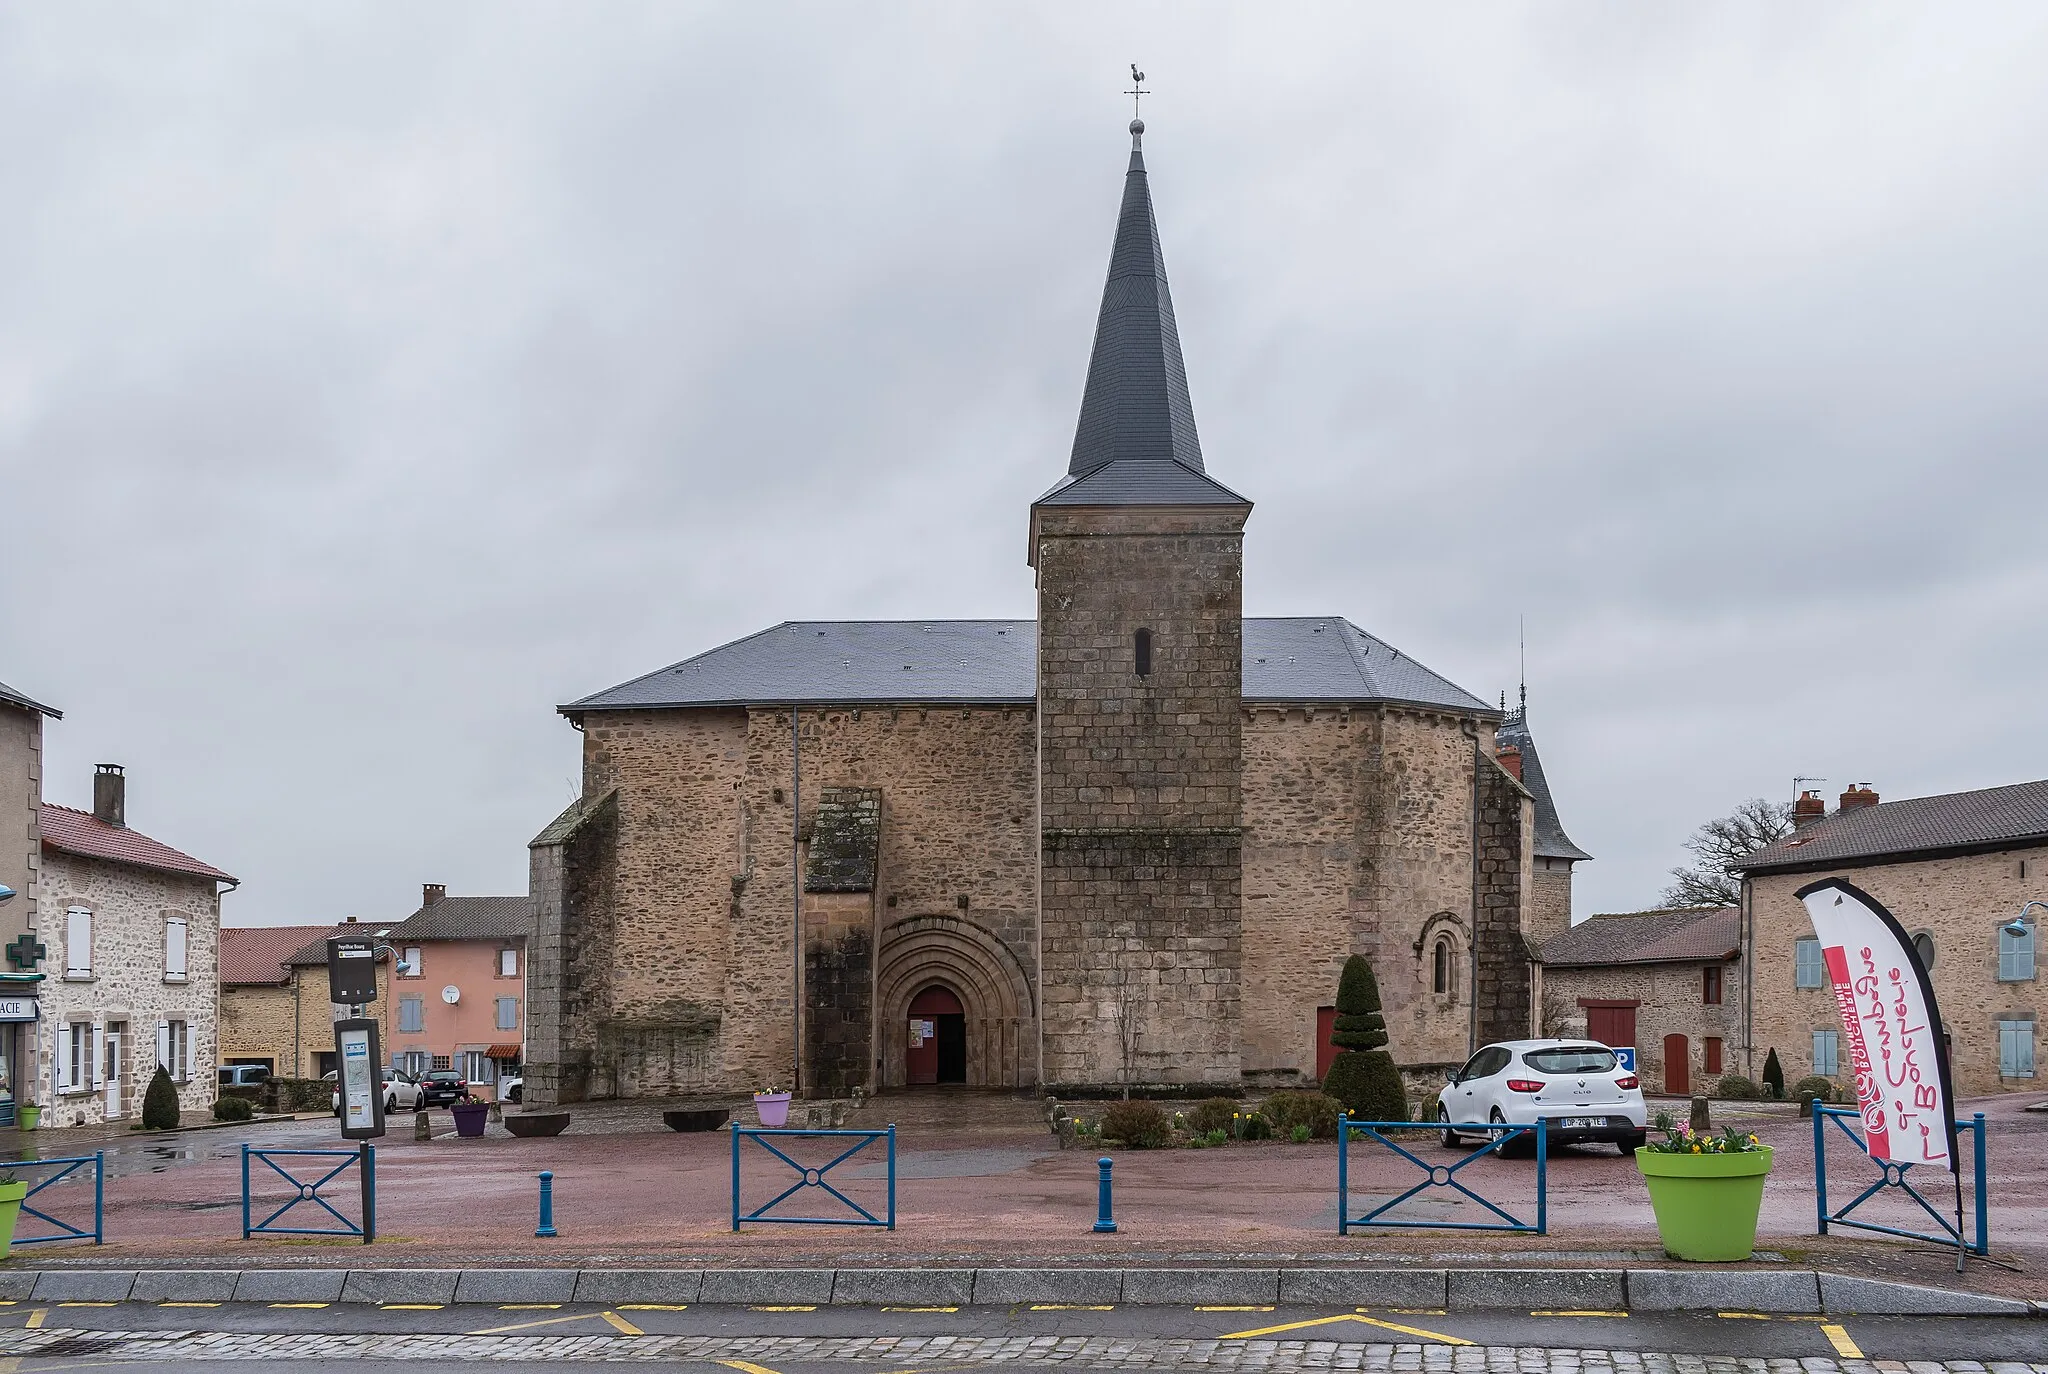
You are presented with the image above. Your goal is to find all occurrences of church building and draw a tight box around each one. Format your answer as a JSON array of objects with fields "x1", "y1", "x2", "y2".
[{"x1": 524, "y1": 122, "x2": 1578, "y2": 1105}]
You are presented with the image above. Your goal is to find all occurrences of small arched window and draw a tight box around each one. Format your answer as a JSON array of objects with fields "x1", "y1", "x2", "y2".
[
  {"x1": 1134, "y1": 628, "x2": 1152, "y2": 677},
  {"x1": 1912, "y1": 932, "x2": 1936, "y2": 972},
  {"x1": 1431, "y1": 938, "x2": 1452, "y2": 996}
]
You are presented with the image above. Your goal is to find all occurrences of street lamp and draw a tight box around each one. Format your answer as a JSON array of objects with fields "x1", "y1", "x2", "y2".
[{"x1": 2002, "y1": 900, "x2": 2048, "y2": 939}]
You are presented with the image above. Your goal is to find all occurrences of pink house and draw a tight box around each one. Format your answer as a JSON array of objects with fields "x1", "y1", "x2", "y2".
[{"x1": 384, "y1": 886, "x2": 532, "y2": 1098}]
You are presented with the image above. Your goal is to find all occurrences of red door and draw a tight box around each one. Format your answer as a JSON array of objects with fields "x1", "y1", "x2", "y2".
[
  {"x1": 1663, "y1": 1033, "x2": 1690, "y2": 1096},
  {"x1": 1315, "y1": 1006, "x2": 1337, "y2": 1082},
  {"x1": 907, "y1": 986, "x2": 964, "y2": 1086},
  {"x1": 1583, "y1": 1002, "x2": 1638, "y2": 1052}
]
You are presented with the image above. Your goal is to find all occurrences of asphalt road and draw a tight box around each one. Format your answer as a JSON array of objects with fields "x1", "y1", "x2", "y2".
[{"x1": 0, "y1": 1298, "x2": 2040, "y2": 1367}]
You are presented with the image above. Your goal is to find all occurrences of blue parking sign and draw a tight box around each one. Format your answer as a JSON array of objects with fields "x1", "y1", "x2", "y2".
[{"x1": 1614, "y1": 1046, "x2": 1638, "y2": 1074}]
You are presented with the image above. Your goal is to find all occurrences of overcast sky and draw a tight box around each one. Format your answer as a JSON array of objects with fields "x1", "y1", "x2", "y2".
[{"x1": 5, "y1": 5, "x2": 2046, "y2": 927}]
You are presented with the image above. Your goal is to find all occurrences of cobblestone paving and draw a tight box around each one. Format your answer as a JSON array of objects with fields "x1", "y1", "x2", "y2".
[{"x1": 0, "y1": 1327, "x2": 2039, "y2": 1370}]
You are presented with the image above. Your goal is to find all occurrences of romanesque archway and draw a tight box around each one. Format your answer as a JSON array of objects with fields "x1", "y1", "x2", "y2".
[{"x1": 876, "y1": 913, "x2": 1036, "y2": 1089}]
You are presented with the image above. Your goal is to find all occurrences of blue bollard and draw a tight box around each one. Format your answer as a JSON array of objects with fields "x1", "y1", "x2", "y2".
[
  {"x1": 536, "y1": 1170, "x2": 557, "y2": 1238},
  {"x1": 1092, "y1": 1156, "x2": 1117, "y2": 1234}
]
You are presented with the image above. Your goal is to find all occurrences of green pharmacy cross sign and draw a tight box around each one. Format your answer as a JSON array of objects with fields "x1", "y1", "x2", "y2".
[{"x1": 6, "y1": 933, "x2": 46, "y2": 972}]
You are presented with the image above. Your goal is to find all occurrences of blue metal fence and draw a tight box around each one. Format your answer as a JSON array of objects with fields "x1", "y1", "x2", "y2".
[
  {"x1": 1814, "y1": 1106, "x2": 1987, "y2": 1256},
  {"x1": 1338, "y1": 1114, "x2": 1547, "y2": 1235},
  {"x1": 242, "y1": 1143, "x2": 376, "y2": 1244},
  {"x1": 730, "y1": 1124, "x2": 895, "y2": 1230},
  {"x1": 0, "y1": 1152, "x2": 104, "y2": 1247}
]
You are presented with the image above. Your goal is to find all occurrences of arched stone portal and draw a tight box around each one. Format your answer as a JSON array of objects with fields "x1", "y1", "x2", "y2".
[{"x1": 876, "y1": 913, "x2": 1036, "y2": 1089}]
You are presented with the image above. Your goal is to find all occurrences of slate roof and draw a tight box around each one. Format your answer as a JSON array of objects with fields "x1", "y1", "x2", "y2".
[
  {"x1": 1035, "y1": 459, "x2": 1248, "y2": 508},
  {"x1": 1732, "y1": 778, "x2": 2048, "y2": 875},
  {"x1": 40, "y1": 804, "x2": 237, "y2": 885},
  {"x1": 564, "y1": 618, "x2": 1496, "y2": 717},
  {"x1": 1058, "y1": 126, "x2": 1212, "y2": 504},
  {"x1": 0, "y1": 678, "x2": 59, "y2": 718},
  {"x1": 221, "y1": 924, "x2": 335, "y2": 986},
  {"x1": 1496, "y1": 705, "x2": 1592, "y2": 862},
  {"x1": 387, "y1": 894, "x2": 535, "y2": 944},
  {"x1": 1540, "y1": 907, "x2": 1739, "y2": 967}
]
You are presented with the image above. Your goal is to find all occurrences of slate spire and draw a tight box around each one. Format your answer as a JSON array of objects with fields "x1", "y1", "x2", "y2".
[{"x1": 1067, "y1": 119, "x2": 1205, "y2": 477}]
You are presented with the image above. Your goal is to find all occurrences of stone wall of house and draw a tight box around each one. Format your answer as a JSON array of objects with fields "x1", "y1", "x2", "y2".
[
  {"x1": 1542, "y1": 958, "x2": 1742, "y2": 1096},
  {"x1": 1748, "y1": 849, "x2": 2048, "y2": 1098},
  {"x1": 1035, "y1": 504, "x2": 1247, "y2": 1092},
  {"x1": 0, "y1": 706, "x2": 42, "y2": 955},
  {"x1": 526, "y1": 790, "x2": 617, "y2": 1106},
  {"x1": 219, "y1": 982, "x2": 297, "y2": 1071},
  {"x1": 38, "y1": 852, "x2": 221, "y2": 1124},
  {"x1": 1529, "y1": 862, "x2": 1574, "y2": 945},
  {"x1": 285, "y1": 961, "x2": 389, "y2": 1078},
  {"x1": 1473, "y1": 752, "x2": 1536, "y2": 1047},
  {"x1": 1240, "y1": 707, "x2": 1499, "y2": 1086}
]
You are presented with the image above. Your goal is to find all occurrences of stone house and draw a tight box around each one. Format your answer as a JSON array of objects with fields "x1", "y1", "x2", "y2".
[
  {"x1": 384, "y1": 886, "x2": 532, "y2": 1096},
  {"x1": 526, "y1": 122, "x2": 1586, "y2": 1106},
  {"x1": 1733, "y1": 779, "x2": 2048, "y2": 1099},
  {"x1": 1538, "y1": 906, "x2": 1742, "y2": 1098},
  {"x1": 0, "y1": 678, "x2": 61, "y2": 1126},
  {"x1": 277, "y1": 920, "x2": 393, "y2": 1079},
  {"x1": 218, "y1": 924, "x2": 338, "y2": 1076},
  {"x1": 39, "y1": 765, "x2": 237, "y2": 1125},
  {"x1": 1494, "y1": 692, "x2": 1591, "y2": 942}
]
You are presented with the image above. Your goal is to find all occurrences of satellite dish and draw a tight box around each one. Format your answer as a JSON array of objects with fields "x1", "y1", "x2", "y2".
[{"x1": 441, "y1": 985, "x2": 461, "y2": 1005}]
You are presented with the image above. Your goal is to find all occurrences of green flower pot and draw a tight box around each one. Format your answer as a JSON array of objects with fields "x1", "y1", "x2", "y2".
[
  {"x1": 0, "y1": 1179, "x2": 27, "y2": 1260},
  {"x1": 15, "y1": 1105, "x2": 38, "y2": 1131},
  {"x1": 1635, "y1": 1145, "x2": 1774, "y2": 1262}
]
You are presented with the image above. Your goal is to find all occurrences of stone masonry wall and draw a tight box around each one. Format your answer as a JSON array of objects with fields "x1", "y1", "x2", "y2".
[
  {"x1": 1529, "y1": 862, "x2": 1574, "y2": 945},
  {"x1": 1748, "y1": 848, "x2": 2047, "y2": 1098},
  {"x1": 1240, "y1": 707, "x2": 1492, "y2": 1085},
  {"x1": 219, "y1": 982, "x2": 296, "y2": 1071},
  {"x1": 1472, "y1": 752, "x2": 1536, "y2": 1046},
  {"x1": 38, "y1": 851, "x2": 222, "y2": 1124},
  {"x1": 0, "y1": 706, "x2": 42, "y2": 963},
  {"x1": 1035, "y1": 504, "x2": 1247, "y2": 1091},
  {"x1": 802, "y1": 891, "x2": 874, "y2": 1097},
  {"x1": 1542, "y1": 958, "x2": 1742, "y2": 1096},
  {"x1": 527, "y1": 790, "x2": 618, "y2": 1106},
  {"x1": 287, "y1": 960, "x2": 389, "y2": 1079}
]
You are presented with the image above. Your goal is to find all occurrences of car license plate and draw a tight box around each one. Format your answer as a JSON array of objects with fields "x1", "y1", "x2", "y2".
[{"x1": 1562, "y1": 1116, "x2": 1603, "y2": 1129}]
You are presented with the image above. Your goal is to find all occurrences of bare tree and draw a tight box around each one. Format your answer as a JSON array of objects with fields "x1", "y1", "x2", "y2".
[
  {"x1": 1660, "y1": 797, "x2": 1794, "y2": 907},
  {"x1": 1110, "y1": 959, "x2": 1145, "y2": 1100}
]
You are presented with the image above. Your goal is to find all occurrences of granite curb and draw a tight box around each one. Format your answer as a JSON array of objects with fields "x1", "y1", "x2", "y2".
[{"x1": 0, "y1": 1265, "x2": 2031, "y2": 1315}]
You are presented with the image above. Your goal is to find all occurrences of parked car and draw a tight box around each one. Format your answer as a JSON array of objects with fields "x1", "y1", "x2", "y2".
[
  {"x1": 218, "y1": 1065, "x2": 271, "y2": 1088},
  {"x1": 330, "y1": 1067, "x2": 425, "y2": 1117},
  {"x1": 417, "y1": 1069, "x2": 469, "y2": 1107},
  {"x1": 1436, "y1": 1038, "x2": 1646, "y2": 1155},
  {"x1": 497, "y1": 1072, "x2": 522, "y2": 1104}
]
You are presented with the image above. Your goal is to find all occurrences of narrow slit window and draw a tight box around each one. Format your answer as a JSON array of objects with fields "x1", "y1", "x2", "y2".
[{"x1": 1134, "y1": 628, "x2": 1152, "y2": 677}]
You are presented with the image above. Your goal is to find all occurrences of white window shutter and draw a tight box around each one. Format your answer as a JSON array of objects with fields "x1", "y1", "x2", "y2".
[
  {"x1": 156, "y1": 1021, "x2": 171, "y2": 1072},
  {"x1": 91, "y1": 1023, "x2": 104, "y2": 1091},
  {"x1": 165, "y1": 918, "x2": 188, "y2": 978},
  {"x1": 54, "y1": 1027, "x2": 69, "y2": 1092},
  {"x1": 66, "y1": 907, "x2": 91, "y2": 977}
]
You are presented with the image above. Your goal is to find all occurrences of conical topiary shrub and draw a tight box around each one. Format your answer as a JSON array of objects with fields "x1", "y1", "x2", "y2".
[
  {"x1": 1761, "y1": 1048, "x2": 1784, "y2": 1099},
  {"x1": 1321, "y1": 956, "x2": 1408, "y2": 1121},
  {"x1": 141, "y1": 1065, "x2": 181, "y2": 1131}
]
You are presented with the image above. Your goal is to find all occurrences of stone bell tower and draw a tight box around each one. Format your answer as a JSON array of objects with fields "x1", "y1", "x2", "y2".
[{"x1": 1032, "y1": 119, "x2": 1252, "y2": 1092}]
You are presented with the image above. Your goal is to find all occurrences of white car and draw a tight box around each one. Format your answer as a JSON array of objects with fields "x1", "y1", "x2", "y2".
[
  {"x1": 497, "y1": 1073, "x2": 522, "y2": 1105},
  {"x1": 330, "y1": 1068, "x2": 425, "y2": 1117},
  {"x1": 1436, "y1": 1039, "x2": 1647, "y2": 1155}
]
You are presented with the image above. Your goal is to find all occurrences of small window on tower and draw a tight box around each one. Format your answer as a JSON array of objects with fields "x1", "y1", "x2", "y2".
[{"x1": 1134, "y1": 628, "x2": 1152, "y2": 677}]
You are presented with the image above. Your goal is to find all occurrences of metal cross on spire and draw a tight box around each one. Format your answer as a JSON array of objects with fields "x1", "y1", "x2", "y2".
[{"x1": 1125, "y1": 64, "x2": 1148, "y2": 120}]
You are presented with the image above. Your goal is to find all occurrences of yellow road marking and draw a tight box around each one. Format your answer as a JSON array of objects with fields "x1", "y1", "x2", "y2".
[
  {"x1": 269, "y1": 1302, "x2": 329, "y2": 1309},
  {"x1": 1381, "y1": 1308, "x2": 1447, "y2": 1315},
  {"x1": 1822, "y1": 1324, "x2": 1864, "y2": 1359},
  {"x1": 1717, "y1": 1311, "x2": 1770, "y2": 1320},
  {"x1": 749, "y1": 1304, "x2": 816, "y2": 1312},
  {"x1": 58, "y1": 1301, "x2": 119, "y2": 1307},
  {"x1": 470, "y1": 1312, "x2": 614, "y2": 1335},
  {"x1": 0, "y1": 1300, "x2": 13, "y2": 1306},
  {"x1": 717, "y1": 1362, "x2": 787, "y2": 1374},
  {"x1": 160, "y1": 1302, "x2": 221, "y2": 1308},
  {"x1": 1196, "y1": 1305, "x2": 1273, "y2": 1312},
  {"x1": 1223, "y1": 1313, "x2": 1472, "y2": 1346},
  {"x1": 1530, "y1": 1310, "x2": 1626, "y2": 1317},
  {"x1": 23, "y1": 1310, "x2": 45, "y2": 1329},
  {"x1": 498, "y1": 1303, "x2": 562, "y2": 1310},
  {"x1": 1029, "y1": 1304, "x2": 1113, "y2": 1311},
  {"x1": 620, "y1": 1303, "x2": 692, "y2": 1310},
  {"x1": 382, "y1": 1303, "x2": 444, "y2": 1310},
  {"x1": 600, "y1": 1310, "x2": 645, "y2": 1336},
  {"x1": 882, "y1": 1305, "x2": 960, "y2": 1312}
]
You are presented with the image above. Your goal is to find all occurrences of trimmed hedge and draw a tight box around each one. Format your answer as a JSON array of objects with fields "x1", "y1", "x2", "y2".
[
  {"x1": 1184, "y1": 1098, "x2": 1238, "y2": 1136},
  {"x1": 141, "y1": 1066, "x2": 181, "y2": 1130},
  {"x1": 1100, "y1": 1099, "x2": 1170, "y2": 1149},
  {"x1": 1714, "y1": 1074, "x2": 1761, "y2": 1100},
  {"x1": 1260, "y1": 1090, "x2": 1340, "y2": 1140},
  {"x1": 1792, "y1": 1075, "x2": 1838, "y2": 1106},
  {"x1": 212, "y1": 1095, "x2": 255, "y2": 1122}
]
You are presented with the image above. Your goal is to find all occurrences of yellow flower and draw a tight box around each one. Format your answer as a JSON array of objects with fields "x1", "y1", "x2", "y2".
[{"x1": 1691, "y1": 1144, "x2": 1701, "y2": 1153}]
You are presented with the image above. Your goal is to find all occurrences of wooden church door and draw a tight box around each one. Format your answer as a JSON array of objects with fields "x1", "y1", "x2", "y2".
[{"x1": 907, "y1": 986, "x2": 966, "y2": 1086}]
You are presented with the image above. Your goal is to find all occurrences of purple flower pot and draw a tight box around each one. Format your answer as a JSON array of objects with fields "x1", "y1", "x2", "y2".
[{"x1": 450, "y1": 1103, "x2": 489, "y2": 1138}]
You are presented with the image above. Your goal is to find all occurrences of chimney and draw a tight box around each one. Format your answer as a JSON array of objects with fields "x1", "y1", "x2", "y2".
[
  {"x1": 1839, "y1": 783, "x2": 1880, "y2": 812},
  {"x1": 422, "y1": 883, "x2": 446, "y2": 908},
  {"x1": 92, "y1": 764, "x2": 126, "y2": 828},
  {"x1": 1793, "y1": 790, "x2": 1827, "y2": 828},
  {"x1": 1496, "y1": 744, "x2": 1524, "y2": 782}
]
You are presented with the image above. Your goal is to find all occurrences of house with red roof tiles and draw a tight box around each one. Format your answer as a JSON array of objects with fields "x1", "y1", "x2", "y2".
[
  {"x1": 0, "y1": 678, "x2": 62, "y2": 1126},
  {"x1": 219, "y1": 923, "x2": 345, "y2": 1078},
  {"x1": 38, "y1": 765, "x2": 237, "y2": 1127}
]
